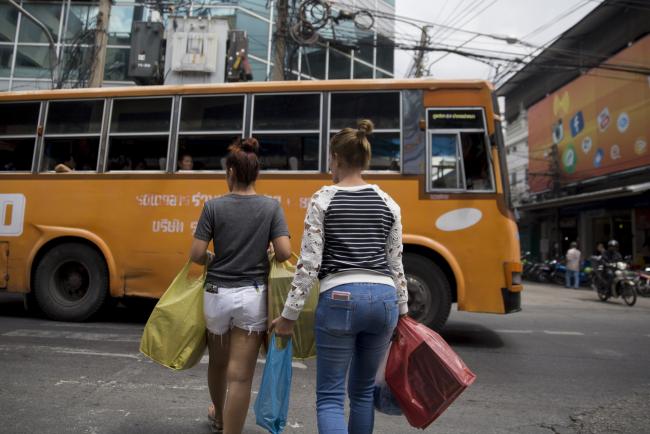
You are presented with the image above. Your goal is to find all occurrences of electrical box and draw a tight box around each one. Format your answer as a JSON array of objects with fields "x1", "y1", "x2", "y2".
[
  {"x1": 164, "y1": 17, "x2": 229, "y2": 85},
  {"x1": 128, "y1": 21, "x2": 164, "y2": 81}
]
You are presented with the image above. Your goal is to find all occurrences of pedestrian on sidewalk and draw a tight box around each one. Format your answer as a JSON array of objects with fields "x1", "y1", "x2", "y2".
[
  {"x1": 566, "y1": 241, "x2": 581, "y2": 289},
  {"x1": 189, "y1": 137, "x2": 292, "y2": 434},
  {"x1": 271, "y1": 119, "x2": 409, "y2": 434}
]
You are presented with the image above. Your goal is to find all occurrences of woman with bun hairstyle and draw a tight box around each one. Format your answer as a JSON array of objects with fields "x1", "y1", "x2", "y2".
[
  {"x1": 189, "y1": 137, "x2": 292, "y2": 434},
  {"x1": 271, "y1": 120, "x2": 408, "y2": 433}
]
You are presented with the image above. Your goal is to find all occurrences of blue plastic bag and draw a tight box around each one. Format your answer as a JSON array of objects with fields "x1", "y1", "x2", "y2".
[
  {"x1": 373, "y1": 343, "x2": 403, "y2": 416},
  {"x1": 255, "y1": 333, "x2": 293, "y2": 434}
]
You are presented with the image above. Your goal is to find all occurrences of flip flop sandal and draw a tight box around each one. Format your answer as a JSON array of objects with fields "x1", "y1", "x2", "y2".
[{"x1": 208, "y1": 403, "x2": 223, "y2": 434}]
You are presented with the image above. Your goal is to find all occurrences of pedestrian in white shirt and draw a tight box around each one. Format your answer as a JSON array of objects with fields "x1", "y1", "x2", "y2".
[{"x1": 565, "y1": 242, "x2": 581, "y2": 289}]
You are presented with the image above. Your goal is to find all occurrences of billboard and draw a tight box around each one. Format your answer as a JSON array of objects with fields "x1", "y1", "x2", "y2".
[{"x1": 527, "y1": 35, "x2": 650, "y2": 193}]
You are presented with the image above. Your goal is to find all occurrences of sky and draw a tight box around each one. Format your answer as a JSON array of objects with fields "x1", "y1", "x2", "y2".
[{"x1": 393, "y1": 0, "x2": 603, "y2": 82}]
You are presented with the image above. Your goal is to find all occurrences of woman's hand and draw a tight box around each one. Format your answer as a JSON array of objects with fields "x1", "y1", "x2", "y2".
[{"x1": 269, "y1": 316, "x2": 296, "y2": 337}]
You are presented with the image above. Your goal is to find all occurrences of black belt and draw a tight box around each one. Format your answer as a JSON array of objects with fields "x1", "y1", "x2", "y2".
[{"x1": 205, "y1": 280, "x2": 263, "y2": 294}]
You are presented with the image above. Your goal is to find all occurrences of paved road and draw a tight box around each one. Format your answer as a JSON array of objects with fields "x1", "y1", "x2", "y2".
[{"x1": 1, "y1": 284, "x2": 649, "y2": 434}]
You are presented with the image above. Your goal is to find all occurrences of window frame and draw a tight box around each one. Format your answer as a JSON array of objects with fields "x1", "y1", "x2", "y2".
[
  {"x1": 39, "y1": 98, "x2": 106, "y2": 173},
  {"x1": 174, "y1": 93, "x2": 247, "y2": 173},
  {"x1": 327, "y1": 90, "x2": 402, "y2": 174},
  {"x1": 104, "y1": 95, "x2": 174, "y2": 173},
  {"x1": 425, "y1": 107, "x2": 496, "y2": 194},
  {"x1": 250, "y1": 91, "x2": 323, "y2": 173},
  {"x1": 0, "y1": 100, "x2": 43, "y2": 174}
]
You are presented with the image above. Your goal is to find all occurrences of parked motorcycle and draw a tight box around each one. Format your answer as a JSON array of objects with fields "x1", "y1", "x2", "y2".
[
  {"x1": 590, "y1": 256, "x2": 637, "y2": 306},
  {"x1": 550, "y1": 259, "x2": 592, "y2": 287},
  {"x1": 635, "y1": 266, "x2": 650, "y2": 297}
]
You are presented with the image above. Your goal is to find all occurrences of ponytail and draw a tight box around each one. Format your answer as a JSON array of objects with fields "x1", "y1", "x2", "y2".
[
  {"x1": 226, "y1": 137, "x2": 260, "y2": 185},
  {"x1": 330, "y1": 119, "x2": 374, "y2": 169}
]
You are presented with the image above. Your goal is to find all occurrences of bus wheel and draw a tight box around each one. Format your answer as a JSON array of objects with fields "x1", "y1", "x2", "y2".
[
  {"x1": 403, "y1": 253, "x2": 452, "y2": 331},
  {"x1": 34, "y1": 243, "x2": 108, "y2": 321}
]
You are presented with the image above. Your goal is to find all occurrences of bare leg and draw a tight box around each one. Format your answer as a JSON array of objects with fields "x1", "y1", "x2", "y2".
[
  {"x1": 223, "y1": 327, "x2": 264, "y2": 434},
  {"x1": 207, "y1": 330, "x2": 231, "y2": 430}
]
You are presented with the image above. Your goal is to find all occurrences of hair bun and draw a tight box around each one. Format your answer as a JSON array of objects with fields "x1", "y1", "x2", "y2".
[
  {"x1": 357, "y1": 119, "x2": 374, "y2": 138},
  {"x1": 241, "y1": 137, "x2": 259, "y2": 154}
]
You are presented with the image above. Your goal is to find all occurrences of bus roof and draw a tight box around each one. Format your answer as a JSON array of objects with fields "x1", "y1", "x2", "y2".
[{"x1": 0, "y1": 79, "x2": 494, "y2": 102}]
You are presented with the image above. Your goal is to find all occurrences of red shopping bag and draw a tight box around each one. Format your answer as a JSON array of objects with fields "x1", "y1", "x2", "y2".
[{"x1": 385, "y1": 316, "x2": 476, "y2": 429}]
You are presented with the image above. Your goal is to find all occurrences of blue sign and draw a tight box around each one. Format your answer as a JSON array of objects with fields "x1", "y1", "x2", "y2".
[
  {"x1": 570, "y1": 111, "x2": 584, "y2": 137},
  {"x1": 593, "y1": 148, "x2": 604, "y2": 168}
]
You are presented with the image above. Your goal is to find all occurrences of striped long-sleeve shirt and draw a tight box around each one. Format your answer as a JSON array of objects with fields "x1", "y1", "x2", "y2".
[{"x1": 281, "y1": 184, "x2": 408, "y2": 320}]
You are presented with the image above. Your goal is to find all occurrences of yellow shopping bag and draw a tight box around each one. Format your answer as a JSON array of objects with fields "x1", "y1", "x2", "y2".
[
  {"x1": 268, "y1": 254, "x2": 319, "y2": 359},
  {"x1": 140, "y1": 260, "x2": 207, "y2": 370}
]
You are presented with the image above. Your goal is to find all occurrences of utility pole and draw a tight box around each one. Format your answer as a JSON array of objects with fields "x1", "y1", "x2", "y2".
[
  {"x1": 271, "y1": 0, "x2": 289, "y2": 81},
  {"x1": 89, "y1": 0, "x2": 111, "y2": 87},
  {"x1": 407, "y1": 25, "x2": 431, "y2": 78}
]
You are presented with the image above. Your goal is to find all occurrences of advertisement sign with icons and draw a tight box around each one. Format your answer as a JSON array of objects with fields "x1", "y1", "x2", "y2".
[{"x1": 526, "y1": 34, "x2": 650, "y2": 193}]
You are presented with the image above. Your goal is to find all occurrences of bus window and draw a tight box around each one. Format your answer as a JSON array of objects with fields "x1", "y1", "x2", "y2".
[
  {"x1": 41, "y1": 100, "x2": 104, "y2": 172},
  {"x1": 179, "y1": 95, "x2": 244, "y2": 132},
  {"x1": 110, "y1": 98, "x2": 172, "y2": 133},
  {"x1": 329, "y1": 92, "x2": 401, "y2": 171},
  {"x1": 107, "y1": 97, "x2": 172, "y2": 171},
  {"x1": 253, "y1": 94, "x2": 320, "y2": 130},
  {"x1": 42, "y1": 138, "x2": 100, "y2": 172},
  {"x1": 369, "y1": 132, "x2": 401, "y2": 171},
  {"x1": 0, "y1": 102, "x2": 40, "y2": 171},
  {"x1": 177, "y1": 95, "x2": 245, "y2": 171},
  {"x1": 461, "y1": 132, "x2": 493, "y2": 191},
  {"x1": 430, "y1": 134, "x2": 463, "y2": 190},
  {"x1": 254, "y1": 134, "x2": 319, "y2": 170},
  {"x1": 45, "y1": 100, "x2": 103, "y2": 135},
  {"x1": 428, "y1": 132, "x2": 495, "y2": 192},
  {"x1": 177, "y1": 135, "x2": 241, "y2": 170},
  {"x1": 252, "y1": 93, "x2": 320, "y2": 171},
  {"x1": 330, "y1": 92, "x2": 400, "y2": 130}
]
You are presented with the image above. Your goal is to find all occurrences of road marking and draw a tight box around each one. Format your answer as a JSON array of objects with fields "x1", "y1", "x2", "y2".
[
  {"x1": 2, "y1": 329, "x2": 141, "y2": 342},
  {"x1": 495, "y1": 329, "x2": 534, "y2": 334},
  {"x1": 0, "y1": 344, "x2": 143, "y2": 360},
  {"x1": 543, "y1": 330, "x2": 584, "y2": 336},
  {"x1": 0, "y1": 340, "x2": 310, "y2": 369}
]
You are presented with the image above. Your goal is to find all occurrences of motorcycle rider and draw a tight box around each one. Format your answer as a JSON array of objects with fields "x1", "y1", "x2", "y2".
[
  {"x1": 602, "y1": 239, "x2": 623, "y2": 263},
  {"x1": 601, "y1": 240, "x2": 623, "y2": 295}
]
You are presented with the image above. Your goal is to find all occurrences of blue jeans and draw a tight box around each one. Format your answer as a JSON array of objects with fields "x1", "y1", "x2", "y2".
[
  {"x1": 315, "y1": 283, "x2": 399, "y2": 434},
  {"x1": 566, "y1": 270, "x2": 579, "y2": 288}
]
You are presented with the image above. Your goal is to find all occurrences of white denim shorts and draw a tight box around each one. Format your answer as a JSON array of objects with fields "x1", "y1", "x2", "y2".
[{"x1": 204, "y1": 283, "x2": 267, "y2": 335}]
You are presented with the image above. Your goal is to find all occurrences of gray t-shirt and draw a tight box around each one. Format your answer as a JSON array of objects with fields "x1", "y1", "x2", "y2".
[{"x1": 194, "y1": 194, "x2": 289, "y2": 286}]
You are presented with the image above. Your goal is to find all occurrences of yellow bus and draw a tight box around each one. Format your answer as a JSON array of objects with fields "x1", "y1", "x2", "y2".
[{"x1": 0, "y1": 79, "x2": 522, "y2": 329}]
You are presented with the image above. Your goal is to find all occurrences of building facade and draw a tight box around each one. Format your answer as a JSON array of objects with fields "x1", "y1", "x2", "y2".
[
  {"x1": 0, "y1": 0, "x2": 395, "y2": 92},
  {"x1": 498, "y1": 1, "x2": 650, "y2": 264}
]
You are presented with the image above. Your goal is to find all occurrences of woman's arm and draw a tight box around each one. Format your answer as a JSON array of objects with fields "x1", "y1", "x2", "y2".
[
  {"x1": 387, "y1": 212, "x2": 409, "y2": 316},
  {"x1": 271, "y1": 188, "x2": 332, "y2": 335},
  {"x1": 191, "y1": 204, "x2": 214, "y2": 265},
  {"x1": 272, "y1": 236, "x2": 292, "y2": 262},
  {"x1": 190, "y1": 238, "x2": 214, "y2": 265}
]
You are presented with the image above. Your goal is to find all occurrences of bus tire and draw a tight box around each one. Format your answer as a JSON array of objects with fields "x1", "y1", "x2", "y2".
[
  {"x1": 403, "y1": 253, "x2": 452, "y2": 331},
  {"x1": 33, "y1": 243, "x2": 109, "y2": 322}
]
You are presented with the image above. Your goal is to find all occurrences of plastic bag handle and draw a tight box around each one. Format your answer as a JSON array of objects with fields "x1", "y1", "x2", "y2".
[
  {"x1": 178, "y1": 259, "x2": 208, "y2": 285},
  {"x1": 269, "y1": 332, "x2": 293, "y2": 353}
]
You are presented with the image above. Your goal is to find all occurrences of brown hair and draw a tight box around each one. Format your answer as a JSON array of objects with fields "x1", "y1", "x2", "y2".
[
  {"x1": 226, "y1": 137, "x2": 260, "y2": 185},
  {"x1": 330, "y1": 119, "x2": 373, "y2": 169}
]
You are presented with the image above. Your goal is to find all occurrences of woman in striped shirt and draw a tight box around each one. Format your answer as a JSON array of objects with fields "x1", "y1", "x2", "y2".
[{"x1": 271, "y1": 119, "x2": 408, "y2": 434}]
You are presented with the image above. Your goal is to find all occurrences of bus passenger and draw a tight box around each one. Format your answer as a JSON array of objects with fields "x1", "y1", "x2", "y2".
[
  {"x1": 178, "y1": 153, "x2": 194, "y2": 170},
  {"x1": 188, "y1": 137, "x2": 291, "y2": 434},
  {"x1": 271, "y1": 119, "x2": 409, "y2": 434}
]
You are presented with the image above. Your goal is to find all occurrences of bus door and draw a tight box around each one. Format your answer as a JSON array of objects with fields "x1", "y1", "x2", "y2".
[{"x1": 425, "y1": 108, "x2": 494, "y2": 193}]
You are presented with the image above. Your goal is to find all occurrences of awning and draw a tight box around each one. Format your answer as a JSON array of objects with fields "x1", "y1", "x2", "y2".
[{"x1": 516, "y1": 181, "x2": 650, "y2": 211}]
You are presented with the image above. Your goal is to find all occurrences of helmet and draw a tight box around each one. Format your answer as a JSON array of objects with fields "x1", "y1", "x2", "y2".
[{"x1": 607, "y1": 239, "x2": 619, "y2": 248}]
